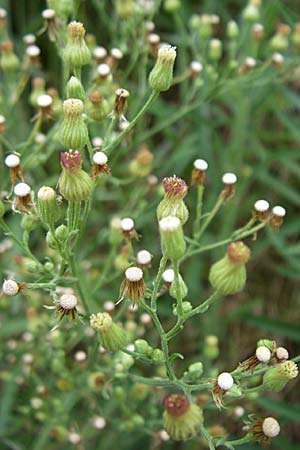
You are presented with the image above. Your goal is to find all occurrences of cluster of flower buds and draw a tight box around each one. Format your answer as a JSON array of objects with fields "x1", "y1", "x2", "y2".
[{"x1": 252, "y1": 200, "x2": 286, "y2": 228}]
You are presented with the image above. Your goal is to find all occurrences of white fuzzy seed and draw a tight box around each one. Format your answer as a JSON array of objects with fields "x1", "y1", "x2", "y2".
[
  {"x1": 5, "y1": 154, "x2": 20, "y2": 168},
  {"x1": 217, "y1": 372, "x2": 234, "y2": 390},
  {"x1": 92, "y1": 416, "x2": 106, "y2": 430},
  {"x1": 276, "y1": 347, "x2": 289, "y2": 360},
  {"x1": 2, "y1": 279, "x2": 19, "y2": 296},
  {"x1": 245, "y1": 56, "x2": 256, "y2": 67},
  {"x1": 26, "y1": 45, "x2": 40, "y2": 57},
  {"x1": 74, "y1": 350, "x2": 86, "y2": 362},
  {"x1": 125, "y1": 267, "x2": 143, "y2": 282},
  {"x1": 272, "y1": 206, "x2": 286, "y2": 217},
  {"x1": 162, "y1": 269, "x2": 174, "y2": 283},
  {"x1": 37, "y1": 94, "x2": 52, "y2": 108},
  {"x1": 111, "y1": 47, "x2": 123, "y2": 59},
  {"x1": 23, "y1": 34, "x2": 36, "y2": 45},
  {"x1": 93, "y1": 46, "x2": 107, "y2": 59},
  {"x1": 103, "y1": 301, "x2": 115, "y2": 312},
  {"x1": 121, "y1": 217, "x2": 134, "y2": 231},
  {"x1": 194, "y1": 158, "x2": 208, "y2": 171},
  {"x1": 97, "y1": 63, "x2": 111, "y2": 76},
  {"x1": 256, "y1": 346, "x2": 271, "y2": 363},
  {"x1": 92, "y1": 136, "x2": 103, "y2": 148},
  {"x1": 93, "y1": 151, "x2": 108, "y2": 166},
  {"x1": 190, "y1": 61, "x2": 203, "y2": 73},
  {"x1": 59, "y1": 294, "x2": 77, "y2": 310},
  {"x1": 262, "y1": 417, "x2": 280, "y2": 438},
  {"x1": 136, "y1": 250, "x2": 152, "y2": 265},
  {"x1": 68, "y1": 432, "x2": 81, "y2": 445},
  {"x1": 14, "y1": 182, "x2": 31, "y2": 197},
  {"x1": 222, "y1": 173, "x2": 237, "y2": 185},
  {"x1": 42, "y1": 8, "x2": 55, "y2": 19},
  {"x1": 254, "y1": 199, "x2": 269, "y2": 212}
]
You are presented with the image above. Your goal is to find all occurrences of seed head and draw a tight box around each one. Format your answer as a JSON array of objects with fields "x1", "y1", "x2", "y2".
[
  {"x1": 217, "y1": 372, "x2": 234, "y2": 390},
  {"x1": 14, "y1": 182, "x2": 31, "y2": 197},
  {"x1": 125, "y1": 266, "x2": 143, "y2": 282},
  {"x1": 276, "y1": 347, "x2": 289, "y2": 360},
  {"x1": 59, "y1": 294, "x2": 77, "y2": 310},
  {"x1": 93, "y1": 151, "x2": 108, "y2": 166},
  {"x1": 5, "y1": 154, "x2": 20, "y2": 168},
  {"x1": 256, "y1": 345, "x2": 271, "y2": 362},
  {"x1": 2, "y1": 279, "x2": 19, "y2": 296},
  {"x1": 262, "y1": 417, "x2": 280, "y2": 438}
]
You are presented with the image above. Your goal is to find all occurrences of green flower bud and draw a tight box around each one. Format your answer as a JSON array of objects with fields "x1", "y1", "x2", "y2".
[
  {"x1": 21, "y1": 214, "x2": 37, "y2": 232},
  {"x1": 63, "y1": 21, "x2": 91, "y2": 68},
  {"x1": 188, "y1": 362, "x2": 203, "y2": 375},
  {"x1": 44, "y1": 261, "x2": 54, "y2": 271},
  {"x1": 208, "y1": 39, "x2": 222, "y2": 61},
  {"x1": 227, "y1": 20, "x2": 239, "y2": 39},
  {"x1": 243, "y1": 5, "x2": 260, "y2": 22},
  {"x1": 86, "y1": 90, "x2": 109, "y2": 122},
  {"x1": 87, "y1": 372, "x2": 106, "y2": 391},
  {"x1": 59, "y1": 99, "x2": 88, "y2": 149},
  {"x1": 163, "y1": 393, "x2": 203, "y2": 441},
  {"x1": 116, "y1": 0, "x2": 136, "y2": 18},
  {"x1": 115, "y1": 351, "x2": 134, "y2": 370},
  {"x1": 29, "y1": 77, "x2": 46, "y2": 108},
  {"x1": 109, "y1": 217, "x2": 123, "y2": 246},
  {"x1": 263, "y1": 361, "x2": 298, "y2": 392},
  {"x1": 164, "y1": 0, "x2": 181, "y2": 12},
  {"x1": 209, "y1": 241, "x2": 250, "y2": 295},
  {"x1": 47, "y1": 0, "x2": 72, "y2": 16},
  {"x1": 58, "y1": 150, "x2": 93, "y2": 202},
  {"x1": 157, "y1": 176, "x2": 189, "y2": 224},
  {"x1": 90, "y1": 312, "x2": 128, "y2": 352},
  {"x1": 203, "y1": 335, "x2": 219, "y2": 360},
  {"x1": 172, "y1": 301, "x2": 192, "y2": 316},
  {"x1": 46, "y1": 231, "x2": 58, "y2": 249},
  {"x1": 149, "y1": 45, "x2": 177, "y2": 92},
  {"x1": 55, "y1": 224, "x2": 68, "y2": 242},
  {"x1": 152, "y1": 348, "x2": 164, "y2": 363},
  {"x1": 170, "y1": 273, "x2": 188, "y2": 299},
  {"x1": 134, "y1": 339, "x2": 153, "y2": 357},
  {"x1": 159, "y1": 216, "x2": 186, "y2": 262},
  {"x1": 0, "y1": 41, "x2": 19, "y2": 72},
  {"x1": 25, "y1": 260, "x2": 41, "y2": 273},
  {"x1": 37, "y1": 186, "x2": 59, "y2": 228},
  {"x1": 66, "y1": 76, "x2": 85, "y2": 101},
  {"x1": 270, "y1": 32, "x2": 289, "y2": 52},
  {"x1": 256, "y1": 339, "x2": 275, "y2": 351}
]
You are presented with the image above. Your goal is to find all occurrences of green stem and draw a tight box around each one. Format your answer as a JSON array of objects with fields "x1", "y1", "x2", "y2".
[
  {"x1": 197, "y1": 193, "x2": 226, "y2": 239},
  {"x1": 69, "y1": 254, "x2": 90, "y2": 315},
  {"x1": 193, "y1": 185, "x2": 205, "y2": 240},
  {"x1": 150, "y1": 255, "x2": 167, "y2": 310},
  {"x1": 200, "y1": 425, "x2": 216, "y2": 450},
  {"x1": 103, "y1": 90, "x2": 159, "y2": 154},
  {"x1": 225, "y1": 435, "x2": 254, "y2": 446},
  {"x1": 185, "y1": 291, "x2": 220, "y2": 319}
]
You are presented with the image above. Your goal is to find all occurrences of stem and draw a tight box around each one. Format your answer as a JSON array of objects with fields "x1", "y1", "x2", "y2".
[
  {"x1": 103, "y1": 90, "x2": 159, "y2": 154},
  {"x1": 69, "y1": 254, "x2": 90, "y2": 315},
  {"x1": 185, "y1": 291, "x2": 221, "y2": 319},
  {"x1": 193, "y1": 185, "x2": 204, "y2": 240},
  {"x1": 200, "y1": 425, "x2": 216, "y2": 450},
  {"x1": 225, "y1": 435, "x2": 253, "y2": 446},
  {"x1": 197, "y1": 193, "x2": 225, "y2": 239},
  {"x1": 150, "y1": 255, "x2": 167, "y2": 310}
]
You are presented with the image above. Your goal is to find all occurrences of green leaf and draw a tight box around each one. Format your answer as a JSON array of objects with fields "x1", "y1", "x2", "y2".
[{"x1": 238, "y1": 314, "x2": 300, "y2": 341}]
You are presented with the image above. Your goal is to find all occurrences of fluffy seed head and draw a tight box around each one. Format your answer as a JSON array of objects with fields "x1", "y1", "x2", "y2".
[
  {"x1": 245, "y1": 56, "x2": 256, "y2": 67},
  {"x1": 103, "y1": 301, "x2": 115, "y2": 312},
  {"x1": 42, "y1": 8, "x2": 55, "y2": 19},
  {"x1": 125, "y1": 266, "x2": 143, "y2": 282},
  {"x1": 254, "y1": 199, "x2": 269, "y2": 212},
  {"x1": 14, "y1": 182, "x2": 31, "y2": 197},
  {"x1": 0, "y1": 115, "x2": 5, "y2": 124},
  {"x1": 93, "y1": 46, "x2": 107, "y2": 59},
  {"x1": 159, "y1": 216, "x2": 181, "y2": 232},
  {"x1": 5, "y1": 154, "x2": 20, "y2": 168},
  {"x1": 92, "y1": 137, "x2": 103, "y2": 148},
  {"x1": 111, "y1": 47, "x2": 123, "y2": 59},
  {"x1": 262, "y1": 417, "x2": 280, "y2": 438},
  {"x1": 121, "y1": 217, "x2": 134, "y2": 232},
  {"x1": 97, "y1": 63, "x2": 111, "y2": 76},
  {"x1": 194, "y1": 159, "x2": 208, "y2": 171},
  {"x1": 37, "y1": 94, "x2": 53, "y2": 108},
  {"x1": 272, "y1": 206, "x2": 286, "y2": 217},
  {"x1": 23, "y1": 34, "x2": 36, "y2": 45},
  {"x1": 256, "y1": 346, "x2": 271, "y2": 362},
  {"x1": 59, "y1": 294, "x2": 77, "y2": 310},
  {"x1": 217, "y1": 372, "x2": 234, "y2": 390},
  {"x1": 74, "y1": 350, "x2": 86, "y2": 362},
  {"x1": 26, "y1": 45, "x2": 40, "y2": 57},
  {"x1": 190, "y1": 61, "x2": 203, "y2": 73},
  {"x1": 93, "y1": 151, "x2": 108, "y2": 166},
  {"x1": 162, "y1": 269, "x2": 174, "y2": 283},
  {"x1": 2, "y1": 279, "x2": 19, "y2": 296},
  {"x1": 136, "y1": 250, "x2": 152, "y2": 265},
  {"x1": 222, "y1": 172, "x2": 237, "y2": 185},
  {"x1": 272, "y1": 52, "x2": 284, "y2": 64},
  {"x1": 276, "y1": 347, "x2": 289, "y2": 360},
  {"x1": 92, "y1": 416, "x2": 106, "y2": 430}
]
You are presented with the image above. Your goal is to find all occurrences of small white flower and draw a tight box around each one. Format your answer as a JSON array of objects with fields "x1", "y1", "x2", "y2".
[
  {"x1": 92, "y1": 136, "x2": 103, "y2": 148},
  {"x1": 23, "y1": 33, "x2": 36, "y2": 45},
  {"x1": 159, "y1": 430, "x2": 170, "y2": 441},
  {"x1": 37, "y1": 94, "x2": 52, "y2": 108},
  {"x1": 0, "y1": 8, "x2": 7, "y2": 18},
  {"x1": 222, "y1": 173, "x2": 237, "y2": 185},
  {"x1": 68, "y1": 432, "x2": 81, "y2": 445},
  {"x1": 217, "y1": 372, "x2": 234, "y2": 390},
  {"x1": 121, "y1": 217, "x2": 134, "y2": 232},
  {"x1": 254, "y1": 199, "x2": 269, "y2": 212},
  {"x1": 162, "y1": 269, "x2": 174, "y2": 283},
  {"x1": 272, "y1": 206, "x2": 286, "y2": 217},
  {"x1": 262, "y1": 417, "x2": 280, "y2": 438},
  {"x1": 103, "y1": 300, "x2": 115, "y2": 312},
  {"x1": 136, "y1": 250, "x2": 152, "y2": 265},
  {"x1": 5, "y1": 154, "x2": 20, "y2": 168},
  {"x1": 190, "y1": 61, "x2": 203, "y2": 73},
  {"x1": 159, "y1": 216, "x2": 181, "y2": 232},
  {"x1": 140, "y1": 313, "x2": 152, "y2": 325},
  {"x1": 97, "y1": 63, "x2": 111, "y2": 76},
  {"x1": 2, "y1": 279, "x2": 19, "y2": 296},
  {"x1": 234, "y1": 406, "x2": 245, "y2": 417},
  {"x1": 74, "y1": 350, "x2": 87, "y2": 362},
  {"x1": 0, "y1": 114, "x2": 6, "y2": 124},
  {"x1": 272, "y1": 52, "x2": 284, "y2": 64},
  {"x1": 30, "y1": 397, "x2": 43, "y2": 409},
  {"x1": 252, "y1": 23, "x2": 264, "y2": 33},
  {"x1": 14, "y1": 182, "x2": 31, "y2": 197},
  {"x1": 125, "y1": 267, "x2": 143, "y2": 282},
  {"x1": 276, "y1": 347, "x2": 289, "y2": 360},
  {"x1": 26, "y1": 45, "x2": 40, "y2": 57},
  {"x1": 255, "y1": 346, "x2": 271, "y2": 363},
  {"x1": 42, "y1": 8, "x2": 55, "y2": 19},
  {"x1": 23, "y1": 353, "x2": 34, "y2": 364},
  {"x1": 194, "y1": 158, "x2": 208, "y2": 171},
  {"x1": 92, "y1": 416, "x2": 106, "y2": 430},
  {"x1": 93, "y1": 151, "x2": 108, "y2": 166},
  {"x1": 93, "y1": 46, "x2": 107, "y2": 59},
  {"x1": 35, "y1": 133, "x2": 46, "y2": 144},
  {"x1": 145, "y1": 21, "x2": 155, "y2": 32},
  {"x1": 111, "y1": 47, "x2": 123, "y2": 59},
  {"x1": 245, "y1": 56, "x2": 256, "y2": 67},
  {"x1": 148, "y1": 33, "x2": 160, "y2": 44},
  {"x1": 59, "y1": 294, "x2": 77, "y2": 310}
]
